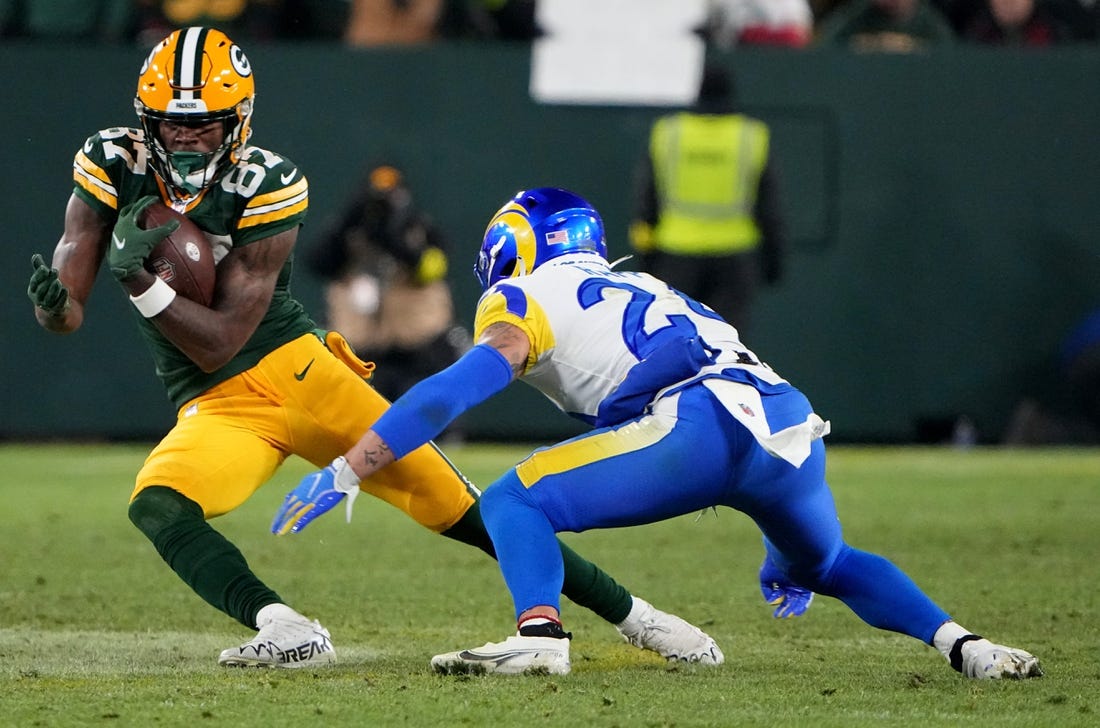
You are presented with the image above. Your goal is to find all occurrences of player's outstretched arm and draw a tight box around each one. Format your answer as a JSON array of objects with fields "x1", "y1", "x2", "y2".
[
  {"x1": 271, "y1": 457, "x2": 362, "y2": 535},
  {"x1": 273, "y1": 322, "x2": 529, "y2": 535}
]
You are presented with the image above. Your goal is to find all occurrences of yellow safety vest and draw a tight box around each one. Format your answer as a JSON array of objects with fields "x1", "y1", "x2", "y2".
[{"x1": 650, "y1": 112, "x2": 770, "y2": 255}]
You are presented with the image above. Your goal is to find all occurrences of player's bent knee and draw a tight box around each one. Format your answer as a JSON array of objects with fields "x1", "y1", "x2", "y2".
[
  {"x1": 128, "y1": 485, "x2": 205, "y2": 539},
  {"x1": 478, "y1": 483, "x2": 507, "y2": 518},
  {"x1": 480, "y1": 471, "x2": 537, "y2": 523}
]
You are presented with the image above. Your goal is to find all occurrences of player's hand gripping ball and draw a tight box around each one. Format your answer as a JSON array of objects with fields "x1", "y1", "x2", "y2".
[{"x1": 140, "y1": 202, "x2": 216, "y2": 305}]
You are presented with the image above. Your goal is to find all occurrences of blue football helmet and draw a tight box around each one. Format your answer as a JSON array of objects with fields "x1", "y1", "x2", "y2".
[{"x1": 475, "y1": 187, "x2": 607, "y2": 290}]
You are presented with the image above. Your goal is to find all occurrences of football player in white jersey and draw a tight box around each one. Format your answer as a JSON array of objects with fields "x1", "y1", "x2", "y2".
[{"x1": 274, "y1": 188, "x2": 1042, "y2": 680}]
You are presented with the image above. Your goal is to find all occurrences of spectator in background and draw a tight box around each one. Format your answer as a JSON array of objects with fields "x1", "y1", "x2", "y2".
[
  {"x1": 948, "y1": 0, "x2": 1100, "y2": 40},
  {"x1": 480, "y1": 0, "x2": 541, "y2": 39},
  {"x1": 278, "y1": 0, "x2": 352, "y2": 39},
  {"x1": 344, "y1": 0, "x2": 445, "y2": 44},
  {"x1": 816, "y1": 0, "x2": 957, "y2": 50},
  {"x1": 343, "y1": 0, "x2": 538, "y2": 45},
  {"x1": 1044, "y1": 0, "x2": 1099, "y2": 39},
  {"x1": 630, "y1": 65, "x2": 785, "y2": 337},
  {"x1": 809, "y1": 0, "x2": 850, "y2": 20},
  {"x1": 134, "y1": 0, "x2": 285, "y2": 46},
  {"x1": 929, "y1": 0, "x2": 973, "y2": 27},
  {"x1": 305, "y1": 164, "x2": 470, "y2": 409},
  {"x1": 700, "y1": 0, "x2": 814, "y2": 47},
  {"x1": 0, "y1": 0, "x2": 133, "y2": 42},
  {"x1": 957, "y1": 0, "x2": 1084, "y2": 43}
]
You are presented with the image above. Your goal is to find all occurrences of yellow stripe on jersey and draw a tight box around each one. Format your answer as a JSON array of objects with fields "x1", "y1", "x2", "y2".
[
  {"x1": 238, "y1": 177, "x2": 309, "y2": 229},
  {"x1": 250, "y1": 176, "x2": 308, "y2": 207},
  {"x1": 474, "y1": 286, "x2": 555, "y2": 374},
  {"x1": 73, "y1": 151, "x2": 118, "y2": 209},
  {"x1": 515, "y1": 414, "x2": 674, "y2": 488}
]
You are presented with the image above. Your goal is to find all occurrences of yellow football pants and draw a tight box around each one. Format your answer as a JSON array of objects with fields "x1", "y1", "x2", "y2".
[{"x1": 132, "y1": 331, "x2": 476, "y2": 530}]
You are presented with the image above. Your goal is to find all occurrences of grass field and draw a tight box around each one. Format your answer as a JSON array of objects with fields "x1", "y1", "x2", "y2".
[{"x1": 2, "y1": 443, "x2": 1098, "y2": 727}]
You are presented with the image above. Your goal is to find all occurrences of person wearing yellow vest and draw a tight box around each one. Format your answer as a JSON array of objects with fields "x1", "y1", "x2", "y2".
[{"x1": 630, "y1": 64, "x2": 786, "y2": 335}]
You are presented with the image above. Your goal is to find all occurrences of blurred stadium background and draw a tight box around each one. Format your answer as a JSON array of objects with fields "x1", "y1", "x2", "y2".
[{"x1": 3, "y1": 41, "x2": 1098, "y2": 444}]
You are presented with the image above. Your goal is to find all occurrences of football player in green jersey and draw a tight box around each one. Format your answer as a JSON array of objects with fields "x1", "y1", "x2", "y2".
[{"x1": 25, "y1": 26, "x2": 722, "y2": 668}]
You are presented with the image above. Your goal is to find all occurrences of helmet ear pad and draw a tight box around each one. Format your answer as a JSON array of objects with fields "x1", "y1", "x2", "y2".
[{"x1": 475, "y1": 187, "x2": 607, "y2": 290}]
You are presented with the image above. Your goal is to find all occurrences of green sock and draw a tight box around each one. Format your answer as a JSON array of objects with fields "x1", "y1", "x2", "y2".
[
  {"x1": 442, "y1": 501, "x2": 633, "y2": 624},
  {"x1": 557, "y1": 538, "x2": 633, "y2": 624},
  {"x1": 128, "y1": 486, "x2": 282, "y2": 629}
]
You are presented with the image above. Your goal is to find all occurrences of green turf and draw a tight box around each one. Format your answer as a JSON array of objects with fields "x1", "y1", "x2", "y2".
[{"x1": 1, "y1": 443, "x2": 1097, "y2": 727}]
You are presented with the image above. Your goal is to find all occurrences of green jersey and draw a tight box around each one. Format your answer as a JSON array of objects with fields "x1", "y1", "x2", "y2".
[{"x1": 72, "y1": 126, "x2": 316, "y2": 408}]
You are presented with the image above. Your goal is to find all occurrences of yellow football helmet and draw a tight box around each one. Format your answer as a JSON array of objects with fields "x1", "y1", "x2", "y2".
[{"x1": 134, "y1": 26, "x2": 255, "y2": 198}]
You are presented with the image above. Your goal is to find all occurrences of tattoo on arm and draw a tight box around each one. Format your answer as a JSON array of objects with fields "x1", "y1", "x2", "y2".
[
  {"x1": 360, "y1": 441, "x2": 391, "y2": 469},
  {"x1": 481, "y1": 321, "x2": 529, "y2": 377}
]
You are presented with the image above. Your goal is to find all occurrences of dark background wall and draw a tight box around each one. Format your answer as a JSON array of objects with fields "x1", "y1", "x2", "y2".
[{"x1": 3, "y1": 43, "x2": 1098, "y2": 443}]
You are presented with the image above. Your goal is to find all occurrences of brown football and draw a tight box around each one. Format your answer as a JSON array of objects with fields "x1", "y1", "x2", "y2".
[{"x1": 140, "y1": 203, "x2": 216, "y2": 306}]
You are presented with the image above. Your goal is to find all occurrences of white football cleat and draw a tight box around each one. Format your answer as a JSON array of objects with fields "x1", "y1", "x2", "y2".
[
  {"x1": 616, "y1": 597, "x2": 724, "y2": 665},
  {"x1": 957, "y1": 637, "x2": 1043, "y2": 679},
  {"x1": 431, "y1": 634, "x2": 571, "y2": 675},
  {"x1": 218, "y1": 605, "x2": 336, "y2": 668}
]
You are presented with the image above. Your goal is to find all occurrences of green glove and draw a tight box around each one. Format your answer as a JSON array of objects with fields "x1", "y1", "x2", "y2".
[
  {"x1": 107, "y1": 195, "x2": 179, "y2": 282},
  {"x1": 28, "y1": 253, "x2": 71, "y2": 315}
]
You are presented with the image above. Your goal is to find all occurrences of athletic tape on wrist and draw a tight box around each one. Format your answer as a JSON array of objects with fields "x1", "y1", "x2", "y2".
[{"x1": 129, "y1": 277, "x2": 177, "y2": 318}]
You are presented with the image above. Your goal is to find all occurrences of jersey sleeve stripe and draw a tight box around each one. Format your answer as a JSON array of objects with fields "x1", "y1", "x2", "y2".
[
  {"x1": 73, "y1": 153, "x2": 119, "y2": 209},
  {"x1": 243, "y1": 187, "x2": 307, "y2": 216},
  {"x1": 238, "y1": 192, "x2": 308, "y2": 229},
  {"x1": 74, "y1": 151, "x2": 112, "y2": 184},
  {"x1": 247, "y1": 177, "x2": 308, "y2": 208},
  {"x1": 238, "y1": 177, "x2": 308, "y2": 230},
  {"x1": 237, "y1": 201, "x2": 307, "y2": 229}
]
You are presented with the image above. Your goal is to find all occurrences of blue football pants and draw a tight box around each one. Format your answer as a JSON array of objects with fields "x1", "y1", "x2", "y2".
[{"x1": 480, "y1": 383, "x2": 951, "y2": 644}]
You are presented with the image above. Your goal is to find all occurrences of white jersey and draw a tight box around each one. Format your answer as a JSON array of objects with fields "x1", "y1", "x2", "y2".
[{"x1": 473, "y1": 253, "x2": 790, "y2": 427}]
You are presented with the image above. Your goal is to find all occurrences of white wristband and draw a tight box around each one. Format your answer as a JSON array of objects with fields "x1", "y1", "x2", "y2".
[
  {"x1": 332, "y1": 455, "x2": 362, "y2": 494},
  {"x1": 129, "y1": 276, "x2": 177, "y2": 318},
  {"x1": 331, "y1": 456, "x2": 361, "y2": 524}
]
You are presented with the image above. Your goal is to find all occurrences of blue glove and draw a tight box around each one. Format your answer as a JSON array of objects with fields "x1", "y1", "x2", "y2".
[
  {"x1": 271, "y1": 457, "x2": 360, "y2": 535},
  {"x1": 759, "y1": 555, "x2": 814, "y2": 618}
]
